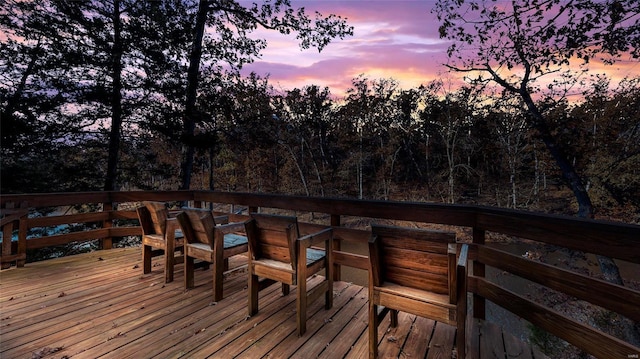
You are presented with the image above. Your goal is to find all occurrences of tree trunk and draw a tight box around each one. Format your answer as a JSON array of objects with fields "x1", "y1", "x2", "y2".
[
  {"x1": 304, "y1": 138, "x2": 325, "y2": 196},
  {"x1": 520, "y1": 92, "x2": 625, "y2": 286},
  {"x1": 208, "y1": 147, "x2": 215, "y2": 190},
  {"x1": 358, "y1": 128, "x2": 363, "y2": 199},
  {"x1": 283, "y1": 143, "x2": 310, "y2": 196},
  {"x1": 180, "y1": 0, "x2": 208, "y2": 190},
  {"x1": 104, "y1": 0, "x2": 123, "y2": 191},
  {"x1": 520, "y1": 92, "x2": 593, "y2": 217}
]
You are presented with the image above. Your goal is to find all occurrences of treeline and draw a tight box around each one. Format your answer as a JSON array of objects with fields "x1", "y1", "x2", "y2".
[
  {"x1": 1, "y1": 1, "x2": 639, "y2": 220},
  {"x1": 144, "y1": 76, "x2": 640, "y2": 218},
  {"x1": 4, "y1": 70, "x2": 640, "y2": 218}
]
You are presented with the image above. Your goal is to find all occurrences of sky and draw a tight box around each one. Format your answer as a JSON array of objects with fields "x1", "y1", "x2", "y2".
[
  {"x1": 239, "y1": 1, "x2": 453, "y2": 96},
  {"x1": 239, "y1": 0, "x2": 639, "y2": 98}
]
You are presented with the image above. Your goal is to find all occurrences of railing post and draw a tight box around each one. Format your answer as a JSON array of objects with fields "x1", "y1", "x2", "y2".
[
  {"x1": 472, "y1": 227, "x2": 485, "y2": 319},
  {"x1": 101, "y1": 201, "x2": 113, "y2": 250},
  {"x1": 18, "y1": 213, "x2": 27, "y2": 267},
  {"x1": 1, "y1": 201, "x2": 28, "y2": 268},
  {"x1": 330, "y1": 214, "x2": 341, "y2": 281},
  {"x1": 1, "y1": 202, "x2": 15, "y2": 269}
]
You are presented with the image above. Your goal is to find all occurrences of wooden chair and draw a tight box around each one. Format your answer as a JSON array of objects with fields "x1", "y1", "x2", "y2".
[
  {"x1": 244, "y1": 213, "x2": 333, "y2": 336},
  {"x1": 136, "y1": 201, "x2": 184, "y2": 283},
  {"x1": 176, "y1": 208, "x2": 248, "y2": 302},
  {"x1": 368, "y1": 224, "x2": 469, "y2": 359}
]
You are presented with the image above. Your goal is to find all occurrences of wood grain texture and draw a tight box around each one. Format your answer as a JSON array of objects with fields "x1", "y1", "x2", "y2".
[{"x1": 1, "y1": 247, "x2": 543, "y2": 359}]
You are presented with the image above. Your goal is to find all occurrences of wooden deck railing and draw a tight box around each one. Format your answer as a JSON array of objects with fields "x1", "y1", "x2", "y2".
[{"x1": 1, "y1": 190, "x2": 639, "y2": 358}]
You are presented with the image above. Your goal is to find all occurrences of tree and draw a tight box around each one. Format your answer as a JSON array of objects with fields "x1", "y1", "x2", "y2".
[
  {"x1": 282, "y1": 85, "x2": 335, "y2": 196},
  {"x1": 1, "y1": 0, "x2": 158, "y2": 192},
  {"x1": 212, "y1": 73, "x2": 281, "y2": 192},
  {"x1": 1, "y1": 1, "x2": 113, "y2": 192},
  {"x1": 393, "y1": 87, "x2": 428, "y2": 186},
  {"x1": 421, "y1": 82, "x2": 477, "y2": 203},
  {"x1": 179, "y1": 0, "x2": 353, "y2": 190},
  {"x1": 435, "y1": 0, "x2": 639, "y2": 217},
  {"x1": 488, "y1": 94, "x2": 533, "y2": 209},
  {"x1": 336, "y1": 76, "x2": 400, "y2": 199},
  {"x1": 571, "y1": 77, "x2": 640, "y2": 213},
  {"x1": 42, "y1": 0, "x2": 132, "y2": 191}
]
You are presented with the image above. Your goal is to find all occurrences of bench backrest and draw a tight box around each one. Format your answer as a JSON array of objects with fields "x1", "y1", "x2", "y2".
[
  {"x1": 144, "y1": 201, "x2": 169, "y2": 235},
  {"x1": 245, "y1": 213, "x2": 299, "y2": 266},
  {"x1": 177, "y1": 208, "x2": 216, "y2": 246},
  {"x1": 370, "y1": 224, "x2": 456, "y2": 296}
]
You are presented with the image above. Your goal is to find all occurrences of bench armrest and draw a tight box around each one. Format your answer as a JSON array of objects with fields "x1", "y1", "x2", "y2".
[
  {"x1": 298, "y1": 227, "x2": 333, "y2": 248},
  {"x1": 214, "y1": 215, "x2": 230, "y2": 224},
  {"x1": 216, "y1": 221, "x2": 245, "y2": 234},
  {"x1": 457, "y1": 243, "x2": 469, "y2": 268}
]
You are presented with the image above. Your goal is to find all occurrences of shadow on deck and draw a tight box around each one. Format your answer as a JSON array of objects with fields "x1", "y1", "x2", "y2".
[{"x1": 0, "y1": 248, "x2": 548, "y2": 359}]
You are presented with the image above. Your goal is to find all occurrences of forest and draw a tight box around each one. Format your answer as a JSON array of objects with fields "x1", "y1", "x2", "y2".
[{"x1": 1, "y1": 0, "x2": 639, "y2": 223}]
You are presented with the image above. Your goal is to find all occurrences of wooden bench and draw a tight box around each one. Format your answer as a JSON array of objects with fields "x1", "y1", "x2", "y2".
[
  {"x1": 136, "y1": 201, "x2": 184, "y2": 283},
  {"x1": 368, "y1": 224, "x2": 468, "y2": 358},
  {"x1": 245, "y1": 213, "x2": 333, "y2": 336},
  {"x1": 176, "y1": 208, "x2": 248, "y2": 302}
]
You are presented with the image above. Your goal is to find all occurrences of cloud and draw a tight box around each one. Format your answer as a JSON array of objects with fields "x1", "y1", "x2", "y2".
[
  {"x1": 239, "y1": 1, "x2": 454, "y2": 95},
  {"x1": 238, "y1": 1, "x2": 636, "y2": 97}
]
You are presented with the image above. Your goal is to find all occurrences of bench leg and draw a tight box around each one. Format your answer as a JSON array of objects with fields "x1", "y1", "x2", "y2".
[
  {"x1": 369, "y1": 302, "x2": 379, "y2": 359},
  {"x1": 213, "y1": 258, "x2": 223, "y2": 302},
  {"x1": 185, "y1": 255, "x2": 195, "y2": 289},
  {"x1": 142, "y1": 244, "x2": 152, "y2": 274},
  {"x1": 325, "y1": 262, "x2": 333, "y2": 309},
  {"x1": 297, "y1": 277, "x2": 307, "y2": 336},
  {"x1": 390, "y1": 309, "x2": 399, "y2": 327},
  {"x1": 248, "y1": 270, "x2": 259, "y2": 316},
  {"x1": 165, "y1": 248, "x2": 174, "y2": 283}
]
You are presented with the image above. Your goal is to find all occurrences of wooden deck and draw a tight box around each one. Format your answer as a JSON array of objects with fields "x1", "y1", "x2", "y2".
[{"x1": 1, "y1": 248, "x2": 548, "y2": 359}]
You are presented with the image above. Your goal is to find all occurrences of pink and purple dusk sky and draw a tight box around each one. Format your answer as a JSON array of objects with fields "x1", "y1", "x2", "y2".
[{"x1": 239, "y1": 0, "x2": 639, "y2": 97}]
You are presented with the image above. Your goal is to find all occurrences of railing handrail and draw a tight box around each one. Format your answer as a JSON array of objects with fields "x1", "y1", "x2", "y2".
[
  {"x1": 2, "y1": 190, "x2": 639, "y2": 262},
  {"x1": 195, "y1": 191, "x2": 640, "y2": 261}
]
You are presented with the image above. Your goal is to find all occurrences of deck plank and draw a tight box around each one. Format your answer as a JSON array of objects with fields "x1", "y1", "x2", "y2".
[
  {"x1": 426, "y1": 321, "x2": 456, "y2": 359},
  {"x1": 260, "y1": 283, "x2": 366, "y2": 359},
  {"x1": 73, "y1": 276, "x2": 252, "y2": 358},
  {"x1": 197, "y1": 278, "x2": 344, "y2": 358},
  {"x1": 402, "y1": 315, "x2": 436, "y2": 358},
  {"x1": 377, "y1": 312, "x2": 415, "y2": 358},
  {"x1": 479, "y1": 320, "x2": 506, "y2": 359},
  {"x1": 466, "y1": 318, "x2": 481, "y2": 359},
  {"x1": 291, "y1": 283, "x2": 368, "y2": 358},
  {"x1": 1, "y1": 247, "x2": 544, "y2": 359},
  {"x1": 317, "y1": 297, "x2": 369, "y2": 359},
  {"x1": 503, "y1": 330, "x2": 533, "y2": 359}
]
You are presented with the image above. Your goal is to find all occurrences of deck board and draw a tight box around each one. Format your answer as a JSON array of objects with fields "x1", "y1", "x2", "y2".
[
  {"x1": 1, "y1": 247, "x2": 547, "y2": 359},
  {"x1": 402, "y1": 315, "x2": 436, "y2": 358}
]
